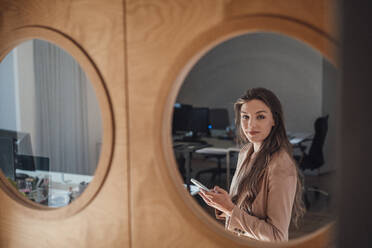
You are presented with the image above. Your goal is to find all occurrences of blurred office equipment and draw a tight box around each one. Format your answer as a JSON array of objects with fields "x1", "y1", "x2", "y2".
[
  {"x1": 16, "y1": 155, "x2": 50, "y2": 171},
  {"x1": 173, "y1": 104, "x2": 211, "y2": 183},
  {"x1": 186, "y1": 107, "x2": 210, "y2": 141},
  {"x1": 0, "y1": 129, "x2": 33, "y2": 180},
  {"x1": 294, "y1": 115, "x2": 329, "y2": 208},
  {"x1": 0, "y1": 128, "x2": 50, "y2": 178},
  {"x1": 172, "y1": 103, "x2": 193, "y2": 134},
  {"x1": 195, "y1": 147, "x2": 239, "y2": 188},
  {"x1": 208, "y1": 108, "x2": 229, "y2": 130},
  {"x1": 195, "y1": 147, "x2": 228, "y2": 184},
  {"x1": 208, "y1": 108, "x2": 230, "y2": 139},
  {"x1": 0, "y1": 136, "x2": 16, "y2": 180},
  {"x1": 172, "y1": 104, "x2": 210, "y2": 143}
]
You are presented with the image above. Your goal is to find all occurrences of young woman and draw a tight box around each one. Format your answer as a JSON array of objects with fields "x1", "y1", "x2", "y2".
[{"x1": 199, "y1": 88, "x2": 305, "y2": 242}]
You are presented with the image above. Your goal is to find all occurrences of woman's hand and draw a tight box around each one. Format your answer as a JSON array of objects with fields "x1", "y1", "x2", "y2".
[{"x1": 198, "y1": 186, "x2": 235, "y2": 216}]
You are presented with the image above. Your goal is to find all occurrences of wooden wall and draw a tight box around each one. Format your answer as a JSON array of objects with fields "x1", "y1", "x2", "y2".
[
  {"x1": 0, "y1": 0, "x2": 129, "y2": 247},
  {"x1": 126, "y1": 0, "x2": 337, "y2": 247},
  {"x1": 0, "y1": 0, "x2": 338, "y2": 247}
]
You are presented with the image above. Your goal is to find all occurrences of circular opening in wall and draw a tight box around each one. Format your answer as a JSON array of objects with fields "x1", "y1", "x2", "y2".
[
  {"x1": 0, "y1": 28, "x2": 113, "y2": 217},
  {"x1": 169, "y1": 31, "x2": 338, "y2": 243}
]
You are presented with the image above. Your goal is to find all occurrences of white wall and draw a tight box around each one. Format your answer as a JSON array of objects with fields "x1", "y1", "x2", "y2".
[
  {"x1": 321, "y1": 58, "x2": 339, "y2": 173},
  {"x1": 0, "y1": 51, "x2": 17, "y2": 130},
  {"x1": 13, "y1": 40, "x2": 39, "y2": 155}
]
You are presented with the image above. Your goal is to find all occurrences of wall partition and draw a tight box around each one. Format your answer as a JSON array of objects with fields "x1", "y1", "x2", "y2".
[{"x1": 0, "y1": 0, "x2": 338, "y2": 247}]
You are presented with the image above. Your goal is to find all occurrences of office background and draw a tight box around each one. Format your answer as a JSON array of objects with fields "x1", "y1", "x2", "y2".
[
  {"x1": 0, "y1": 40, "x2": 101, "y2": 175},
  {"x1": 177, "y1": 32, "x2": 339, "y2": 173}
]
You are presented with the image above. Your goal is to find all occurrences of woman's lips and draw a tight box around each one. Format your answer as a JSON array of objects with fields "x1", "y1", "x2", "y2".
[{"x1": 248, "y1": 131, "x2": 259, "y2": 135}]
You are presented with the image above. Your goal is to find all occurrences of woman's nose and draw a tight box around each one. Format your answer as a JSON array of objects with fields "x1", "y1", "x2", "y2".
[{"x1": 248, "y1": 119, "x2": 256, "y2": 129}]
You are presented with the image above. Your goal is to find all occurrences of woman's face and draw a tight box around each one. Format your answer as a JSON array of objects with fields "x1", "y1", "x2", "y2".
[{"x1": 240, "y1": 99, "x2": 275, "y2": 146}]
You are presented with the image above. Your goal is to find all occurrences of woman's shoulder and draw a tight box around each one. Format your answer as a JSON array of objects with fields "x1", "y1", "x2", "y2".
[{"x1": 267, "y1": 149, "x2": 297, "y2": 177}]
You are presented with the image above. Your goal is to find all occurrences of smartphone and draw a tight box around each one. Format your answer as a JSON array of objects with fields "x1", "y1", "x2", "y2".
[{"x1": 190, "y1": 178, "x2": 210, "y2": 192}]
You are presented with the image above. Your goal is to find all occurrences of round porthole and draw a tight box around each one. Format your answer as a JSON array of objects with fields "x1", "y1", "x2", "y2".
[
  {"x1": 0, "y1": 27, "x2": 113, "y2": 217},
  {"x1": 167, "y1": 31, "x2": 338, "y2": 244}
]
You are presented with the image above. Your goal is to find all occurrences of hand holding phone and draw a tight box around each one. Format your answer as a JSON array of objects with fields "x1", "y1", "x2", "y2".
[{"x1": 190, "y1": 178, "x2": 210, "y2": 192}]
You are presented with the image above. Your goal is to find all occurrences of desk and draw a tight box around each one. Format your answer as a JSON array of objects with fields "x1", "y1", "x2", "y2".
[
  {"x1": 174, "y1": 137, "x2": 238, "y2": 189},
  {"x1": 201, "y1": 137, "x2": 236, "y2": 148},
  {"x1": 195, "y1": 147, "x2": 240, "y2": 190},
  {"x1": 195, "y1": 147, "x2": 228, "y2": 183},
  {"x1": 16, "y1": 169, "x2": 92, "y2": 207},
  {"x1": 173, "y1": 142, "x2": 211, "y2": 189},
  {"x1": 173, "y1": 133, "x2": 311, "y2": 190}
]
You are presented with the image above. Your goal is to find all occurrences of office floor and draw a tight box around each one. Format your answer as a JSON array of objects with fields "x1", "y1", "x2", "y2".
[{"x1": 184, "y1": 155, "x2": 337, "y2": 241}]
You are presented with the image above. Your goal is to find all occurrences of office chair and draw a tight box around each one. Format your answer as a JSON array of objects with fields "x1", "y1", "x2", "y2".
[{"x1": 294, "y1": 115, "x2": 329, "y2": 209}]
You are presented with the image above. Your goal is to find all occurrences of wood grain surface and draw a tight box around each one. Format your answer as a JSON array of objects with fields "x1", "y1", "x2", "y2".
[
  {"x1": 127, "y1": 0, "x2": 337, "y2": 247},
  {"x1": 0, "y1": 0, "x2": 129, "y2": 247},
  {"x1": 0, "y1": 0, "x2": 338, "y2": 247}
]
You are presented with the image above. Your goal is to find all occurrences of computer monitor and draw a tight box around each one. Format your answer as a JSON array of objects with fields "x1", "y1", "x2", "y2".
[
  {"x1": 16, "y1": 154, "x2": 49, "y2": 171},
  {"x1": 172, "y1": 105, "x2": 210, "y2": 142},
  {"x1": 209, "y1": 108, "x2": 230, "y2": 130},
  {"x1": 0, "y1": 129, "x2": 39, "y2": 176},
  {"x1": 188, "y1": 107, "x2": 210, "y2": 138},
  {"x1": 0, "y1": 136, "x2": 15, "y2": 180},
  {"x1": 172, "y1": 103, "x2": 192, "y2": 134},
  {"x1": 0, "y1": 129, "x2": 33, "y2": 155}
]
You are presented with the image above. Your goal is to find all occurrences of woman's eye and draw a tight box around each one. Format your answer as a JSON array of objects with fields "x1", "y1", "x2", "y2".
[
  {"x1": 242, "y1": 115, "x2": 249, "y2": 120},
  {"x1": 257, "y1": 115, "x2": 265, "y2": 120}
]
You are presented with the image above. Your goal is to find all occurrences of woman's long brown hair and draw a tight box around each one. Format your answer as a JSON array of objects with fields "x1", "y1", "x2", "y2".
[{"x1": 233, "y1": 87, "x2": 305, "y2": 227}]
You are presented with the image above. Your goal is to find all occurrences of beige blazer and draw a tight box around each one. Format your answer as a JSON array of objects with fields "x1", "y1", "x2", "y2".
[{"x1": 216, "y1": 143, "x2": 297, "y2": 242}]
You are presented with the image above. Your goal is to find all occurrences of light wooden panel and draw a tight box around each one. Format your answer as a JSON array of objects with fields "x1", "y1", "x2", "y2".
[
  {"x1": 0, "y1": 0, "x2": 339, "y2": 247},
  {"x1": 0, "y1": 0, "x2": 129, "y2": 247},
  {"x1": 126, "y1": 0, "x2": 337, "y2": 247},
  {"x1": 225, "y1": 0, "x2": 339, "y2": 41}
]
